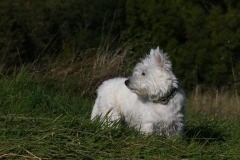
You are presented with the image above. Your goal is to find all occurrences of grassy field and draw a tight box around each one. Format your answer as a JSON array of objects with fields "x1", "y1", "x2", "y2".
[{"x1": 0, "y1": 69, "x2": 240, "y2": 159}]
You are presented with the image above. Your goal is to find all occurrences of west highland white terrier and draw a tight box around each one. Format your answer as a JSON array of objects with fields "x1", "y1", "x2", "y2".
[{"x1": 91, "y1": 47, "x2": 185, "y2": 137}]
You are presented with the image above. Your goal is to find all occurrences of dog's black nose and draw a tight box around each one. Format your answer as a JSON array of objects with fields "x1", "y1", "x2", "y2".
[{"x1": 125, "y1": 80, "x2": 130, "y2": 86}]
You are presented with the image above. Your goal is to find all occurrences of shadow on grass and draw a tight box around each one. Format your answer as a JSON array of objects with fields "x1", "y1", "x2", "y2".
[{"x1": 184, "y1": 124, "x2": 227, "y2": 144}]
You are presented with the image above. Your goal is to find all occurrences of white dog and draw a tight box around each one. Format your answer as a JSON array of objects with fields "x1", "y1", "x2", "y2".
[{"x1": 91, "y1": 47, "x2": 185, "y2": 137}]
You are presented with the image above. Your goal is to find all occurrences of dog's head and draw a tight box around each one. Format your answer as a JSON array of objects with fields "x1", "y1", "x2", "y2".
[{"x1": 125, "y1": 47, "x2": 178, "y2": 102}]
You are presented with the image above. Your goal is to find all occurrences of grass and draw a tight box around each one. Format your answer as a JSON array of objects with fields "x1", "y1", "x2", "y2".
[{"x1": 0, "y1": 68, "x2": 240, "y2": 159}]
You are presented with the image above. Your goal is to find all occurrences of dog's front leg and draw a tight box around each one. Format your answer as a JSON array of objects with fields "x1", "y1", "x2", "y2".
[
  {"x1": 140, "y1": 123, "x2": 153, "y2": 134},
  {"x1": 100, "y1": 109, "x2": 122, "y2": 128}
]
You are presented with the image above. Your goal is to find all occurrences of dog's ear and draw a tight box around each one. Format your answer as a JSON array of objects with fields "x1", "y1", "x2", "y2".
[
  {"x1": 152, "y1": 47, "x2": 172, "y2": 69},
  {"x1": 154, "y1": 47, "x2": 165, "y2": 68}
]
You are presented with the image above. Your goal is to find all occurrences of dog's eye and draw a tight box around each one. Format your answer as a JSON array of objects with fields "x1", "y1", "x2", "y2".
[{"x1": 142, "y1": 72, "x2": 145, "y2": 76}]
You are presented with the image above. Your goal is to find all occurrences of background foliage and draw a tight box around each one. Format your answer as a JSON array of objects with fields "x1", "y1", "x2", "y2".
[{"x1": 1, "y1": 0, "x2": 240, "y2": 90}]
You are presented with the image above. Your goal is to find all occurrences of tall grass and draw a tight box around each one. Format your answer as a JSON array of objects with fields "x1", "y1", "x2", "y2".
[
  {"x1": 29, "y1": 43, "x2": 135, "y2": 96},
  {"x1": 189, "y1": 85, "x2": 240, "y2": 118},
  {"x1": 0, "y1": 69, "x2": 240, "y2": 159},
  {"x1": 0, "y1": 68, "x2": 91, "y2": 117},
  {"x1": 0, "y1": 47, "x2": 240, "y2": 159}
]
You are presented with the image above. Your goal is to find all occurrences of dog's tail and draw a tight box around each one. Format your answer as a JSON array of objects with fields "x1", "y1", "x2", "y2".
[{"x1": 90, "y1": 98, "x2": 99, "y2": 120}]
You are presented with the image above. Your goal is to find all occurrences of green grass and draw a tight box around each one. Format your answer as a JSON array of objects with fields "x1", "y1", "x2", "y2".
[{"x1": 0, "y1": 70, "x2": 240, "y2": 159}]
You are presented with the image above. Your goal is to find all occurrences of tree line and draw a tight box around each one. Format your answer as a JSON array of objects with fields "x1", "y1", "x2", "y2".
[{"x1": 1, "y1": 0, "x2": 240, "y2": 90}]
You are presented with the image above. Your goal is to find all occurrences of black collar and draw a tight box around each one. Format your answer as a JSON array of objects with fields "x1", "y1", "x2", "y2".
[{"x1": 153, "y1": 87, "x2": 177, "y2": 105}]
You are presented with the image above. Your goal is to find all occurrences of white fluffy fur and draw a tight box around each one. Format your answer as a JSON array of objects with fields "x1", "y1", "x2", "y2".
[{"x1": 91, "y1": 47, "x2": 185, "y2": 137}]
